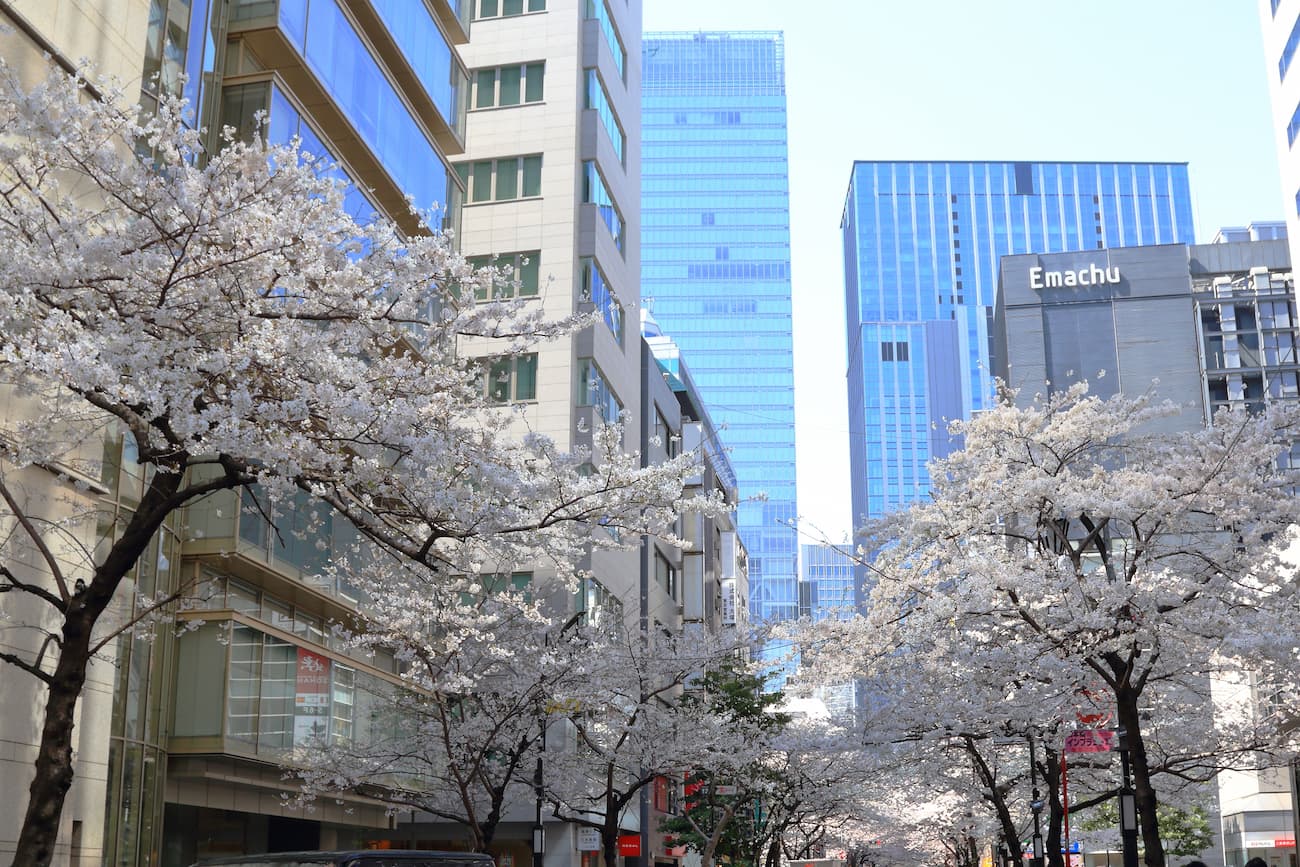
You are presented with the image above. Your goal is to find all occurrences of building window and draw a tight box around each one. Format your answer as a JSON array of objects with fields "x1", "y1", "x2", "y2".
[
  {"x1": 583, "y1": 161, "x2": 624, "y2": 252},
  {"x1": 467, "y1": 251, "x2": 541, "y2": 300},
  {"x1": 581, "y1": 257, "x2": 624, "y2": 346},
  {"x1": 577, "y1": 358, "x2": 622, "y2": 423},
  {"x1": 654, "y1": 552, "x2": 677, "y2": 600},
  {"x1": 1282, "y1": 16, "x2": 1300, "y2": 81},
  {"x1": 881, "y1": 342, "x2": 894, "y2": 362},
  {"x1": 584, "y1": 0, "x2": 626, "y2": 80},
  {"x1": 701, "y1": 212, "x2": 714, "y2": 225},
  {"x1": 581, "y1": 577, "x2": 623, "y2": 630},
  {"x1": 474, "y1": 0, "x2": 546, "y2": 18},
  {"x1": 482, "y1": 354, "x2": 539, "y2": 403},
  {"x1": 455, "y1": 155, "x2": 543, "y2": 202},
  {"x1": 473, "y1": 63, "x2": 545, "y2": 108},
  {"x1": 896, "y1": 341, "x2": 909, "y2": 362},
  {"x1": 585, "y1": 69, "x2": 625, "y2": 163}
]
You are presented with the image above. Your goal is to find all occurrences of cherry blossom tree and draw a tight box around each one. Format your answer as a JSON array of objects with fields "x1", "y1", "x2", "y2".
[
  {"x1": 0, "y1": 64, "x2": 721, "y2": 867},
  {"x1": 542, "y1": 624, "x2": 759, "y2": 867},
  {"x1": 822, "y1": 384, "x2": 1300, "y2": 867}
]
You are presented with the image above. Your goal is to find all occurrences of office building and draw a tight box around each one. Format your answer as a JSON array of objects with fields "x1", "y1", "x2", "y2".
[
  {"x1": 1259, "y1": 0, "x2": 1300, "y2": 269},
  {"x1": 641, "y1": 31, "x2": 799, "y2": 630},
  {"x1": 996, "y1": 227, "x2": 1297, "y2": 867},
  {"x1": 797, "y1": 544, "x2": 856, "y2": 715},
  {"x1": 842, "y1": 161, "x2": 1194, "y2": 597}
]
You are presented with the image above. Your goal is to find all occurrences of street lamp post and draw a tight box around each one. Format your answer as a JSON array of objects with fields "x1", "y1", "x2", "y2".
[
  {"x1": 1029, "y1": 733, "x2": 1044, "y2": 867},
  {"x1": 1116, "y1": 728, "x2": 1138, "y2": 867}
]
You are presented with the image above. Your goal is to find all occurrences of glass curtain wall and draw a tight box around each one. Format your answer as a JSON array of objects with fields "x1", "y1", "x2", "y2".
[{"x1": 641, "y1": 32, "x2": 799, "y2": 633}]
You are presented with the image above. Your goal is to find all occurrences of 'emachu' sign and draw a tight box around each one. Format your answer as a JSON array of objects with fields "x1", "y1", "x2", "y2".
[{"x1": 1029, "y1": 263, "x2": 1121, "y2": 289}]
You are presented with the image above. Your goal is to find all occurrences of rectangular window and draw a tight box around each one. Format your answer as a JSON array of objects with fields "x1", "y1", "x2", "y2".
[
  {"x1": 654, "y1": 552, "x2": 676, "y2": 599},
  {"x1": 577, "y1": 358, "x2": 622, "y2": 423},
  {"x1": 475, "y1": 0, "x2": 545, "y2": 18},
  {"x1": 583, "y1": 0, "x2": 626, "y2": 80},
  {"x1": 1288, "y1": 100, "x2": 1300, "y2": 147},
  {"x1": 466, "y1": 252, "x2": 541, "y2": 300},
  {"x1": 585, "y1": 69, "x2": 625, "y2": 163},
  {"x1": 483, "y1": 354, "x2": 539, "y2": 403},
  {"x1": 583, "y1": 161, "x2": 624, "y2": 252},
  {"x1": 896, "y1": 341, "x2": 909, "y2": 362},
  {"x1": 881, "y1": 342, "x2": 894, "y2": 362},
  {"x1": 581, "y1": 258, "x2": 623, "y2": 345},
  {"x1": 472, "y1": 63, "x2": 545, "y2": 108},
  {"x1": 455, "y1": 155, "x2": 543, "y2": 203}
]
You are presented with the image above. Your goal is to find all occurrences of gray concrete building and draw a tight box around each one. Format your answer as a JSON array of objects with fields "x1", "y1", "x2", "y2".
[{"x1": 996, "y1": 231, "x2": 1295, "y2": 431}]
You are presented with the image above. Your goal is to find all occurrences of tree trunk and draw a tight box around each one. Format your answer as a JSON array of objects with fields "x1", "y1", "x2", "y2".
[
  {"x1": 12, "y1": 606, "x2": 95, "y2": 867},
  {"x1": 1043, "y1": 748, "x2": 1065, "y2": 867},
  {"x1": 11, "y1": 469, "x2": 185, "y2": 867},
  {"x1": 1115, "y1": 685, "x2": 1163, "y2": 867},
  {"x1": 964, "y1": 737, "x2": 1023, "y2": 864}
]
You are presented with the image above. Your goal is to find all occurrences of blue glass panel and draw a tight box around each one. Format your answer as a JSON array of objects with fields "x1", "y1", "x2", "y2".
[
  {"x1": 286, "y1": 0, "x2": 449, "y2": 213},
  {"x1": 370, "y1": 0, "x2": 464, "y2": 133}
]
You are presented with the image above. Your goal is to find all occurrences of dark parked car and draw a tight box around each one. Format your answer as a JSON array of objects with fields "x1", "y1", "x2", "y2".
[{"x1": 193, "y1": 851, "x2": 497, "y2": 867}]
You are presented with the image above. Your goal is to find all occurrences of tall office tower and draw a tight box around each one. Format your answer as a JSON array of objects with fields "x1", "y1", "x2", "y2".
[
  {"x1": 0, "y1": 0, "x2": 472, "y2": 863},
  {"x1": 842, "y1": 161, "x2": 1195, "y2": 557},
  {"x1": 641, "y1": 32, "x2": 799, "y2": 629},
  {"x1": 1259, "y1": 0, "x2": 1300, "y2": 269}
]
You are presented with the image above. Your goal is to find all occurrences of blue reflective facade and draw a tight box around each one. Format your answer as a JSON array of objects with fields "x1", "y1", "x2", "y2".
[
  {"x1": 843, "y1": 160, "x2": 1195, "y2": 532},
  {"x1": 642, "y1": 32, "x2": 798, "y2": 626}
]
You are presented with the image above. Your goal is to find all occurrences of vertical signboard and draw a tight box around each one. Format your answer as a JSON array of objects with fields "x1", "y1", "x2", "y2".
[{"x1": 294, "y1": 648, "x2": 331, "y2": 744}]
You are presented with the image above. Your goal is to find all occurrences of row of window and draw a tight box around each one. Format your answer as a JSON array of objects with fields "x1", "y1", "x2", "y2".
[
  {"x1": 474, "y1": 62, "x2": 545, "y2": 109},
  {"x1": 880, "y1": 341, "x2": 911, "y2": 362},
  {"x1": 585, "y1": 0, "x2": 626, "y2": 80},
  {"x1": 466, "y1": 251, "x2": 541, "y2": 299},
  {"x1": 1282, "y1": 14, "x2": 1300, "y2": 81},
  {"x1": 583, "y1": 161, "x2": 625, "y2": 252},
  {"x1": 581, "y1": 257, "x2": 625, "y2": 346},
  {"x1": 586, "y1": 69, "x2": 626, "y2": 164},
  {"x1": 456, "y1": 154, "x2": 543, "y2": 202},
  {"x1": 472, "y1": 0, "x2": 545, "y2": 17}
]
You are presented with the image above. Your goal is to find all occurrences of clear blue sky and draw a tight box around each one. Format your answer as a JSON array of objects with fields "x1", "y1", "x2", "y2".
[{"x1": 642, "y1": 0, "x2": 1284, "y2": 542}]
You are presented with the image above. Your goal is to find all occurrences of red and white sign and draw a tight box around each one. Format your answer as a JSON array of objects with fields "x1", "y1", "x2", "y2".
[
  {"x1": 1063, "y1": 729, "x2": 1115, "y2": 753},
  {"x1": 294, "y1": 648, "x2": 331, "y2": 744},
  {"x1": 1276, "y1": 838, "x2": 1296, "y2": 848},
  {"x1": 617, "y1": 835, "x2": 641, "y2": 857}
]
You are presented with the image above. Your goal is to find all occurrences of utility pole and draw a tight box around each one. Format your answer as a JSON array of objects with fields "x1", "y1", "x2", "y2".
[
  {"x1": 1116, "y1": 728, "x2": 1138, "y2": 867},
  {"x1": 1029, "y1": 733, "x2": 1044, "y2": 867}
]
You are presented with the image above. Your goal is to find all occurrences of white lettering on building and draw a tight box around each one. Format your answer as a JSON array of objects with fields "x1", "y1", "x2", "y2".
[{"x1": 1029, "y1": 264, "x2": 1121, "y2": 290}]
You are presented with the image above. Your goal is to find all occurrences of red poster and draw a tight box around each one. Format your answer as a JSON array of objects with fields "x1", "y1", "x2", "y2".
[
  {"x1": 294, "y1": 648, "x2": 331, "y2": 744},
  {"x1": 617, "y1": 835, "x2": 641, "y2": 857}
]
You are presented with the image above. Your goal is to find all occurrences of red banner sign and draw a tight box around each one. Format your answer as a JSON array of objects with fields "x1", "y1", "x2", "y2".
[
  {"x1": 617, "y1": 835, "x2": 641, "y2": 857},
  {"x1": 1064, "y1": 729, "x2": 1115, "y2": 753}
]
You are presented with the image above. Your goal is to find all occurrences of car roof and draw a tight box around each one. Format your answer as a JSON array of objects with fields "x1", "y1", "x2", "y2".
[{"x1": 195, "y1": 851, "x2": 497, "y2": 866}]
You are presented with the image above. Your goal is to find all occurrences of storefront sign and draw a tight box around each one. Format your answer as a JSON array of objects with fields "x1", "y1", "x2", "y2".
[
  {"x1": 1029, "y1": 264, "x2": 1121, "y2": 290},
  {"x1": 617, "y1": 835, "x2": 642, "y2": 857},
  {"x1": 577, "y1": 828, "x2": 601, "y2": 852},
  {"x1": 1276, "y1": 838, "x2": 1296, "y2": 848},
  {"x1": 294, "y1": 648, "x2": 331, "y2": 744}
]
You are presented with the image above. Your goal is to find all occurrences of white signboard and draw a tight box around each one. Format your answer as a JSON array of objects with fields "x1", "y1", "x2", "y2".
[{"x1": 577, "y1": 828, "x2": 601, "y2": 852}]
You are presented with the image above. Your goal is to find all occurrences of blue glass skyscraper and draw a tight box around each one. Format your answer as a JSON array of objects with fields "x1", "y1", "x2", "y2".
[
  {"x1": 642, "y1": 32, "x2": 798, "y2": 625},
  {"x1": 843, "y1": 161, "x2": 1195, "y2": 536}
]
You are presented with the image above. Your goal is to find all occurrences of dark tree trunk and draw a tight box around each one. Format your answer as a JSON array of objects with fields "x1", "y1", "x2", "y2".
[
  {"x1": 964, "y1": 737, "x2": 1024, "y2": 864},
  {"x1": 1115, "y1": 684, "x2": 1164, "y2": 867},
  {"x1": 1043, "y1": 747, "x2": 1065, "y2": 867},
  {"x1": 11, "y1": 469, "x2": 186, "y2": 867}
]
